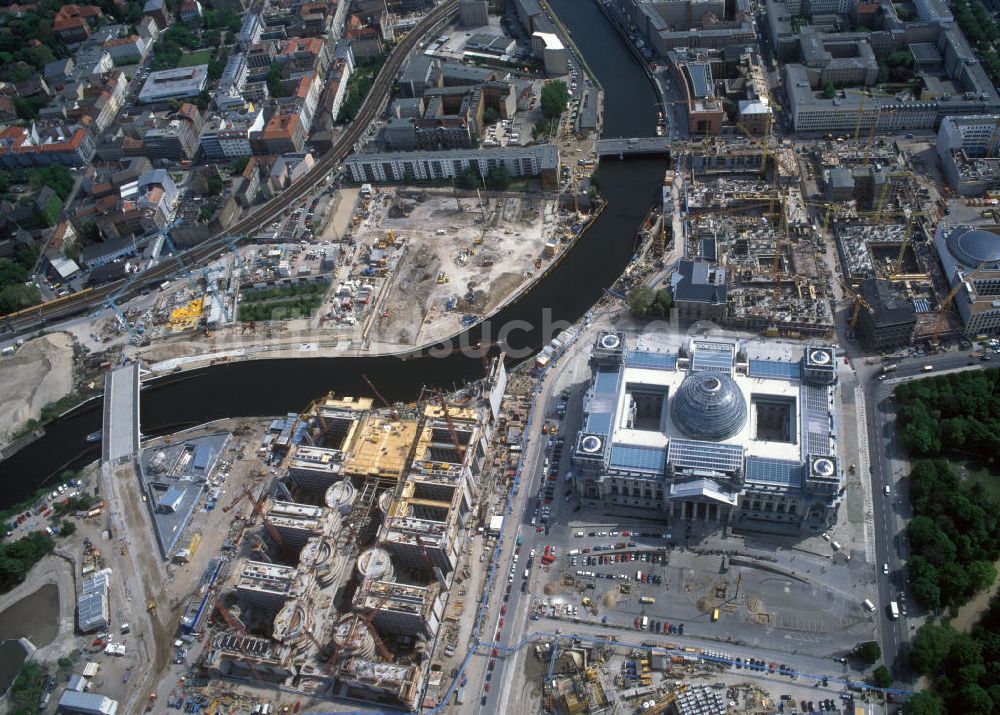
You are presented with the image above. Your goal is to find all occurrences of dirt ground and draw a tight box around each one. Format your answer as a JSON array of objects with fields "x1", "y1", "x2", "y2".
[
  {"x1": 0, "y1": 333, "x2": 74, "y2": 446},
  {"x1": 365, "y1": 189, "x2": 567, "y2": 346}
]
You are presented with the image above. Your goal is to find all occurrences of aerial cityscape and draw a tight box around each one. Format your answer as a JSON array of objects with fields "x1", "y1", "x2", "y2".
[{"x1": 0, "y1": 0, "x2": 999, "y2": 712}]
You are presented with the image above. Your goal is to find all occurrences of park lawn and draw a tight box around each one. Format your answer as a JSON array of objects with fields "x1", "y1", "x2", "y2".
[
  {"x1": 957, "y1": 459, "x2": 1000, "y2": 501},
  {"x1": 177, "y1": 49, "x2": 214, "y2": 67}
]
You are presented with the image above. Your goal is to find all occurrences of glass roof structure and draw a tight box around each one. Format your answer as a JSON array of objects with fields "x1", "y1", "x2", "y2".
[{"x1": 671, "y1": 372, "x2": 747, "y2": 441}]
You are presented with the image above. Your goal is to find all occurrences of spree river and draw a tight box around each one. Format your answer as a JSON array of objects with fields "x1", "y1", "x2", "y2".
[{"x1": 0, "y1": 0, "x2": 666, "y2": 508}]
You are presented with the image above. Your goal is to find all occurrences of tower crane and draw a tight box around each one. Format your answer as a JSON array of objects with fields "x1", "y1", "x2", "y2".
[
  {"x1": 434, "y1": 391, "x2": 466, "y2": 459},
  {"x1": 939, "y1": 260, "x2": 990, "y2": 312}
]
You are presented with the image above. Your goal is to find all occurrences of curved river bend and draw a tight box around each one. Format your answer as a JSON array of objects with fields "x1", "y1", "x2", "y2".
[{"x1": 0, "y1": 0, "x2": 667, "y2": 507}]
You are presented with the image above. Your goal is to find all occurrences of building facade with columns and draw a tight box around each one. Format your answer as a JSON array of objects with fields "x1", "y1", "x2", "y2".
[{"x1": 572, "y1": 333, "x2": 843, "y2": 535}]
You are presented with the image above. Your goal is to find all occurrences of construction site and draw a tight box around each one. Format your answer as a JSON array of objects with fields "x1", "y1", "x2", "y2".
[
  {"x1": 168, "y1": 360, "x2": 509, "y2": 712},
  {"x1": 536, "y1": 637, "x2": 859, "y2": 715},
  {"x1": 673, "y1": 138, "x2": 837, "y2": 337},
  {"x1": 668, "y1": 127, "x2": 977, "y2": 347},
  {"x1": 357, "y1": 186, "x2": 583, "y2": 348}
]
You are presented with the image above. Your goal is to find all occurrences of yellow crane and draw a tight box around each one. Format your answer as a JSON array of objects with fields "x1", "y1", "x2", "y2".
[{"x1": 939, "y1": 260, "x2": 990, "y2": 312}]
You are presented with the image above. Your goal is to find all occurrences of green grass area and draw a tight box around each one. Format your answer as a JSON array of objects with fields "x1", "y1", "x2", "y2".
[
  {"x1": 177, "y1": 48, "x2": 215, "y2": 68},
  {"x1": 957, "y1": 460, "x2": 1000, "y2": 501},
  {"x1": 238, "y1": 282, "x2": 330, "y2": 323}
]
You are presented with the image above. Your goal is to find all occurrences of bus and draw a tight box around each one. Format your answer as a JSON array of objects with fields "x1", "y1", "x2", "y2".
[
  {"x1": 711, "y1": 608, "x2": 720, "y2": 622},
  {"x1": 888, "y1": 601, "x2": 900, "y2": 620},
  {"x1": 639, "y1": 597, "x2": 656, "y2": 605},
  {"x1": 881, "y1": 363, "x2": 898, "y2": 373}
]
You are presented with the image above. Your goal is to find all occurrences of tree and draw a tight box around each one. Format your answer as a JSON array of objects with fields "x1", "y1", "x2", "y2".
[
  {"x1": 627, "y1": 285, "x2": 655, "y2": 316},
  {"x1": 822, "y1": 79, "x2": 836, "y2": 98},
  {"x1": 910, "y1": 623, "x2": 956, "y2": 674},
  {"x1": 967, "y1": 560, "x2": 998, "y2": 595},
  {"x1": 540, "y1": 80, "x2": 569, "y2": 120},
  {"x1": 58, "y1": 520, "x2": 75, "y2": 537},
  {"x1": 267, "y1": 62, "x2": 284, "y2": 99},
  {"x1": 532, "y1": 117, "x2": 551, "y2": 140},
  {"x1": 903, "y1": 692, "x2": 948, "y2": 715},
  {"x1": 206, "y1": 175, "x2": 223, "y2": 195},
  {"x1": 485, "y1": 165, "x2": 511, "y2": 191},
  {"x1": 649, "y1": 288, "x2": 672, "y2": 317},
  {"x1": 855, "y1": 640, "x2": 881, "y2": 664},
  {"x1": 870, "y1": 665, "x2": 893, "y2": 688},
  {"x1": 482, "y1": 106, "x2": 500, "y2": 126}
]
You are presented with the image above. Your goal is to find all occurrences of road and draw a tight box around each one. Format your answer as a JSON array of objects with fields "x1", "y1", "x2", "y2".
[
  {"x1": 1, "y1": 0, "x2": 460, "y2": 335},
  {"x1": 858, "y1": 348, "x2": 985, "y2": 678}
]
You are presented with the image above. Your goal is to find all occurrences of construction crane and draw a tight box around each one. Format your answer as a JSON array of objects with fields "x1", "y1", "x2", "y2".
[
  {"x1": 434, "y1": 391, "x2": 466, "y2": 459},
  {"x1": 363, "y1": 374, "x2": 392, "y2": 410},
  {"x1": 939, "y1": 260, "x2": 990, "y2": 312},
  {"x1": 263, "y1": 520, "x2": 284, "y2": 549},
  {"x1": 361, "y1": 591, "x2": 395, "y2": 662},
  {"x1": 223, "y1": 486, "x2": 253, "y2": 513},
  {"x1": 849, "y1": 293, "x2": 872, "y2": 332}
]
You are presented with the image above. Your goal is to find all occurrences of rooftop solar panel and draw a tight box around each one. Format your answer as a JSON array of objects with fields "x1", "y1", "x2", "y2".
[
  {"x1": 748, "y1": 359, "x2": 801, "y2": 380},
  {"x1": 801, "y1": 384, "x2": 833, "y2": 456},
  {"x1": 668, "y1": 438, "x2": 744, "y2": 472},
  {"x1": 745, "y1": 456, "x2": 803, "y2": 487},
  {"x1": 625, "y1": 350, "x2": 678, "y2": 370},
  {"x1": 691, "y1": 350, "x2": 732, "y2": 373},
  {"x1": 609, "y1": 444, "x2": 667, "y2": 473}
]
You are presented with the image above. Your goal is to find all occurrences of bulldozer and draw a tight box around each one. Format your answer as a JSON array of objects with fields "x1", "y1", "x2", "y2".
[{"x1": 147, "y1": 599, "x2": 157, "y2": 616}]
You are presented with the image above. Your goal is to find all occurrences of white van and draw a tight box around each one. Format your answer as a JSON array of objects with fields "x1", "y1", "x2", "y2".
[
  {"x1": 641, "y1": 616, "x2": 649, "y2": 629},
  {"x1": 568, "y1": 549, "x2": 580, "y2": 556},
  {"x1": 863, "y1": 599, "x2": 876, "y2": 612}
]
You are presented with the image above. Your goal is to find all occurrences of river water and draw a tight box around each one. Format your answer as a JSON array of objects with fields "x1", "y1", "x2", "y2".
[{"x1": 0, "y1": 0, "x2": 666, "y2": 509}]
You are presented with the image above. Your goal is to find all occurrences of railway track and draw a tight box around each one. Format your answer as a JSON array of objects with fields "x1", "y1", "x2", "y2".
[{"x1": 3, "y1": 0, "x2": 459, "y2": 333}]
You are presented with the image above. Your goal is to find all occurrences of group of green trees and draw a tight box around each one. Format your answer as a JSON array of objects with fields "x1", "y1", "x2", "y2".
[
  {"x1": 902, "y1": 459, "x2": 999, "y2": 612},
  {"x1": 627, "y1": 285, "x2": 673, "y2": 318},
  {"x1": 953, "y1": 0, "x2": 1000, "y2": 86},
  {"x1": 8, "y1": 661, "x2": 48, "y2": 715},
  {"x1": 904, "y1": 599, "x2": 1000, "y2": 714},
  {"x1": 337, "y1": 54, "x2": 388, "y2": 123},
  {"x1": 894, "y1": 370, "x2": 1000, "y2": 458},
  {"x1": 0, "y1": 242, "x2": 42, "y2": 316},
  {"x1": 877, "y1": 50, "x2": 915, "y2": 84},
  {"x1": 455, "y1": 164, "x2": 511, "y2": 191},
  {"x1": 149, "y1": 25, "x2": 202, "y2": 71},
  {"x1": 533, "y1": 80, "x2": 570, "y2": 139},
  {"x1": 0, "y1": 532, "x2": 54, "y2": 592},
  {"x1": 238, "y1": 282, "x2": 330, "y2": 323}
]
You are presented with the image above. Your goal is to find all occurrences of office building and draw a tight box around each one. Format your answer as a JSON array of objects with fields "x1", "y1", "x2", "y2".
[
  {"x1": 937, "y1": 115, "x2": 1000, "y2": 196},
  {"x1": 671, "y1": 258, "x2": 728, "y2": 321},
  {"x1": 934, "y1": 224, "x2": 1000, "y2": 335},
  {"x1": 855, "y1": 278, "x2": 917, "y2": 350},
  {"x1": 138, "y1": 65, "x2": 209, "y2": 104},
  {"x1": 458, "y1": 0, "x2": 488, "y2": 26}
]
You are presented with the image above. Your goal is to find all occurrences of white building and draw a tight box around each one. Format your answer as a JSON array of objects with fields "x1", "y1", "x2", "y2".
[
  {"x1": 138, "y1": 65, "x2": 209, "y2": 104},
  {"x1": 344, "y1": 144, "x2": 560, "y2": 186},
  {"x1": 531, "y1": 32, "x2": 569, "y2": 75},
  {"x1": 937, "y1": 115, "x2": 1000, "y2": 196}
]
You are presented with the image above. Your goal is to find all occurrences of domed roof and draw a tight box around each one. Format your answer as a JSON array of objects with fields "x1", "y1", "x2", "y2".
[
  {"x1": 671, "y1": 371, "x2": 747, "y2": 441},
  {"x1": 946, "y1": 226, "x2": 1000, "y2": 268}
]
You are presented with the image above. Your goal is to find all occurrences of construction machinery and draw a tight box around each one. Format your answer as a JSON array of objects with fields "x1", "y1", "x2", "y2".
[
  {"x1": 939, "y1": 259, "x2": 990, "y2": 312},
  {"x1": 147, "y1": 599, "x2": 157, "y2": 616}
]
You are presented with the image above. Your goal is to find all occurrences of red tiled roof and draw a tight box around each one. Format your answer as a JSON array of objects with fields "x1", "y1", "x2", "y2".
[{"x1": 282, "y1": 37, "x2": 324, "y2": 56}]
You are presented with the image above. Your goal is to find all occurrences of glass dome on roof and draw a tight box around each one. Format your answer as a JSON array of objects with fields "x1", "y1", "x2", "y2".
[
  {"x1": 946, "y1": 226, "x2": 1000, "y2": 269},
  {"x1": 671, "y1": 371, "x2": 747, "y2": 441}
]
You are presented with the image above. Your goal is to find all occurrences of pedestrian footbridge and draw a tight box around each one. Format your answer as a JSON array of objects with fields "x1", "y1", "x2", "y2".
[{"x1": 102, "y1": 361, "x2": 141, "y2": 465}]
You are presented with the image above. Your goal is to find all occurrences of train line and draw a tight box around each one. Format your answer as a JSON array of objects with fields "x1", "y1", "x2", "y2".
[{"x1": 2, "y1": 0, "x2": 459, "y2": 333}]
